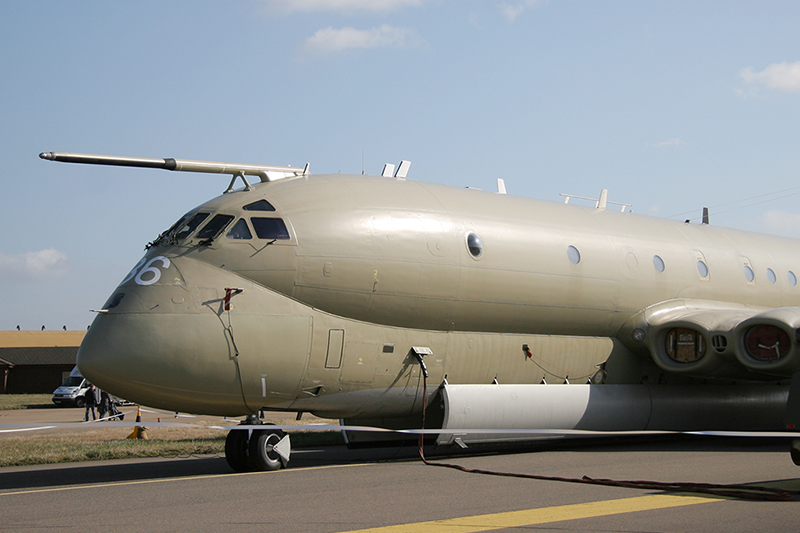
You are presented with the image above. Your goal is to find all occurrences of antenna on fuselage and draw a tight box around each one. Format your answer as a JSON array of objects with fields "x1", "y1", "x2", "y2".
[
  {"x1": 381, "y1": 160, "x2": 411, "y2": 179},
  {"x1": 702, "y1": 207, "x2": 710, "y2": 225},
  {"x1": 496, "y1": 178, "x2": 507, "y2": 194},
  {"x1": 596, "y1": 189, "x2": 608, "y2": 209},
  {"x1": 560, "y1": 189, "x2": 631, "y2": 212},
  {"x1": 395, "y1": 160, "x2": 411, "y2": 179}
]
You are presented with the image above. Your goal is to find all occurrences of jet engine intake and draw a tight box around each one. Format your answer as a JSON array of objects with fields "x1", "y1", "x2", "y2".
[
  {"x1": 622, "y1": 300, "x2": 765, "y2": 378},
  {"x1": 732, "y1": 308, "x2": 800, "y2": 374},
  {"x1": 647, "y1": 322, "x2": 729, "y2": 376},
  {"x1": 623, "y1": 301, "x2": 800, "y2": 378}
]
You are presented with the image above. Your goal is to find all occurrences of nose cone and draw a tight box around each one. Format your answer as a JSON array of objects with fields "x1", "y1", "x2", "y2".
[
  {"x1": 77, "y1": 255, "x2": 250, "y2": 415},
  {"x1": 78, "y1": 311, "x2": 248, "y2": 416},
  {"x1": 78, "y1": 254, "x2": 313, "y2": 416}
]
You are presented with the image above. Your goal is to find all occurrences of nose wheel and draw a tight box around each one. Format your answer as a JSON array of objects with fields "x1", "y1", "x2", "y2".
[{"x1": 224, "y1": 419, "x2": 291, "y2": 472}]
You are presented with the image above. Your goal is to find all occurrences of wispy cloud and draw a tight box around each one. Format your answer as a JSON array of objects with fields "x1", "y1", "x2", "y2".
[
  {"x1": 0, "y1": 249, "x2": 69, "y2": 282},
  {"x1": 264, "y1": 0, "x2": 429, "y2": 14},
  {"x1": 655, "y1": 138, "x2": 685, "y2": 148},
  {"x1": 501, "y1": 3, "x2": 526, "y2": 23},
  {"x1": 739, "y1": 61, "x2": 800, "y2": 95},
  {"x1": 500, "y1": 0, "x2": 546, "y2": 23},
  {"x1": 301, "y1": 25, "x2": 424, "y2": 57}
]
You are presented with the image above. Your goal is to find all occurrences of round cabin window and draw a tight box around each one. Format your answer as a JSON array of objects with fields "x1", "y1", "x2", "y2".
[
  {"x1": 567, "y1": 245, "x2": 581, "y2": 265},
  {"x1": 697, "y1": 260, "x2": 709, "y2": 278},
  {"x1": 767, "y1": 268, "x2": 777, "y2": 284},
  {"x1": 466, "y1": 232, "x2": 483, "y2": 258}
]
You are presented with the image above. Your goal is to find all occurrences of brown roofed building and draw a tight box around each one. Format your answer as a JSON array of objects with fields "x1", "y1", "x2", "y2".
[{"x1": 0, "y1": 331, "x2": 86, "y2": 394}]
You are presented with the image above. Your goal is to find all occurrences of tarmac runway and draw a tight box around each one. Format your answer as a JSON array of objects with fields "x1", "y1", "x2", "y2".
[{"x1": 1, "y1": 429, "x2": 799, "y2": 532}]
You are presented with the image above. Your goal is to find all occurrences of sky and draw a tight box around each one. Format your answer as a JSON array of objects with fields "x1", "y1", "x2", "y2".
[{"x1": 1, "y1": 0, "x2": 799, "y2": 331}]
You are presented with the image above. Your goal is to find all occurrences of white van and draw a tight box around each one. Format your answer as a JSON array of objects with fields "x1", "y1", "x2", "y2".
[{"x1": 51, "y1": 366, "x2": 91, "y2": 407}]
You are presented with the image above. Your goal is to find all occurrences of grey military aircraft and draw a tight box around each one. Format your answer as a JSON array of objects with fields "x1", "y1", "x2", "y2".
[{"x1": 41, "y1": 151, "x2": 800, "y2": 472}]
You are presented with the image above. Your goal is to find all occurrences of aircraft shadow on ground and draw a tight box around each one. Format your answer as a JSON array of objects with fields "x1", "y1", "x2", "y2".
[
  {"x1": 0, "y1": 456, "x2": 231, "y2": 491},
  {"x1": 0, "y1": 435, "x2": 792, "y2": 492}
]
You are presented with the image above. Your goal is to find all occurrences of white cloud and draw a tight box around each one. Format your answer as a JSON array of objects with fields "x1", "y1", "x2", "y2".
[
  {"x1": 500, "y1": 0, "x2": 546, "y2": 23},
  {"x1": 655, "y1": 138, "x2": 684, "y2": 148},
  {"x1": 265, "y1": 0, "x2": 428, "y2": 14},
  {"x1": 740, "y1": 61, "x2": 800, "y2": 95},
  {"x1": 501, "y1": 3, "x2": 526, "y2": 23},
  {"x1": 301, "y1": 25, "x2": 424, "y2": 56},
  {"x1": 0, "y1": 249, "x2": 69, "y2": 282},
  {"x1": 761, "y1": 210, "x2": 800, "y2": 238}
]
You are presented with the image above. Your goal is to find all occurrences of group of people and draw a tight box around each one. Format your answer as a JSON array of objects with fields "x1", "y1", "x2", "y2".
[{"x1": 83, "y1": 384, "x2": 123, "y2": 421}]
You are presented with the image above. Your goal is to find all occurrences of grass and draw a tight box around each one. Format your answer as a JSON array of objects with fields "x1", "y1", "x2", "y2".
[
  {"x1": 1, "y1": 424, "x2": 345, "y2": 468},
  {"x1": 0, "y1": 395, "x2": 344, "y2": 467},
  {"x1": 0, "y1": 394, "x2": 53, "y2": 410},
  {"x1": 1, "y1": 428, "x2": 224, "y2": 467}
]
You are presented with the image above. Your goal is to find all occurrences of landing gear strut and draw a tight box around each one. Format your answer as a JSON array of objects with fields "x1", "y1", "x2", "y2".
[{"x1": 224, "y1": 415, "x2": 291, "y2": 472}]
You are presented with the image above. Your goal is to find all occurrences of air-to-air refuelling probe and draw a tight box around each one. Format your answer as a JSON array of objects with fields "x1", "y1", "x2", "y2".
[{"x1": 41, "y1": 151, "x2": 800, "y2": 472}]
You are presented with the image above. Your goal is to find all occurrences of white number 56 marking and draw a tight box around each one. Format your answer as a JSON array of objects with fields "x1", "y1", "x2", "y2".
[{"x1": 121, "y1": 256, "x2": 171, "y2": 286}]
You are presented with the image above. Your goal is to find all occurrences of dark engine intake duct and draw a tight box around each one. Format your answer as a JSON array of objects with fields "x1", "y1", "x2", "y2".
[{"x1": 733, "y1": 308, "x2": 800, "y2": 374}]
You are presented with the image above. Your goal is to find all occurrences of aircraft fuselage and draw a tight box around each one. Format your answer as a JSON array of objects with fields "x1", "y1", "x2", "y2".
[{"x1": 75, "y1": 172, "x2": 800, "y2": 419}]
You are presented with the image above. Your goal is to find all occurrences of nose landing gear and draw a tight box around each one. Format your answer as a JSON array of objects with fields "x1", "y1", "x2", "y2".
[{"x1": 224, "y1": 415, "x2": 291, "y2": 472}]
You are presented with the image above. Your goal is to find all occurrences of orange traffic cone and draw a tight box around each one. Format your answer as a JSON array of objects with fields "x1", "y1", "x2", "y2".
[{"x1": 127, "y1": 407, "x2": 149, "y2": 440}]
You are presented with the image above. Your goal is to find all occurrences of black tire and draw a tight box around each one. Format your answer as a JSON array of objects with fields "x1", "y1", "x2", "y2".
[
  {"x1": 247, "y1": 429, "x2": 285, "y2": 471},
  {"x1": 75, "y1": 399, "x2": 85, "y2": 408},
  {"x1": 225, "y1": 430, "x2": 250, "y2": 472}
]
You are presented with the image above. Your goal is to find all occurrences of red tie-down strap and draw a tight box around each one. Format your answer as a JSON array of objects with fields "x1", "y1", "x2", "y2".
[{"x1": 224, "y1": 288, "x2": 243, "y2": 311}]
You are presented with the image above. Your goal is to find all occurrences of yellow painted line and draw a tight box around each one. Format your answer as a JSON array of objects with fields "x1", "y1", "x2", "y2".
[{"x1": 344, "y1": 494, "x2": 718, "y2": 533}]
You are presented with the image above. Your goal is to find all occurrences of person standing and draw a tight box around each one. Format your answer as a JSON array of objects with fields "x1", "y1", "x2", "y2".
[
  {"x1": 98, "y1": 389, "x2": 111, "y2": 419},
  {"x1": 84, "y1": 384, "x2": 100, "y2": 421}
]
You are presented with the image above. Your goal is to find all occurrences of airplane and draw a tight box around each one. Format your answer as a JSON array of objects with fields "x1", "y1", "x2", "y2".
[{"x1": 40, "y1": 151, "x2": 800, "y2": 472}]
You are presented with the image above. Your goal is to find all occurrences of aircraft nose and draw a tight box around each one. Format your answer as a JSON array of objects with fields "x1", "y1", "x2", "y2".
[
  {"x1": 78, "y1": 254, "x2": 313, "y2": 416},
  {"x1": 76, "y1": 255, "x2": 248, "y2": 415}
]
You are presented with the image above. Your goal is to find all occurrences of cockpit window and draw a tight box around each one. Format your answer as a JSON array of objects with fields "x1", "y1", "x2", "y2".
[
  {"x1": 149, "y1": 212, "x2": 196, "y2": 248},
  {"x1": 175, "y1": 212, "x2": 210, "y2": 241},
  {"x1": 164, "y1": 214, "x2": 191, "y2": 237},
  {"x1": 243, "y1": 199, "x2": 276, "y2": 212},
  {"x1": 251, "y1": 217, "x2": 290, "y2": 240},
  {"x1": 196, "y1": 214, "x2": 235, "y2": 240},
  {"x1": 226, "y1": 219, "x2": 253, "y2": 240}
]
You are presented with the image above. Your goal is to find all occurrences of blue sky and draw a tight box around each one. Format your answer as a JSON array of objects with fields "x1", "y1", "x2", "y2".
[{"x1": 1, "y1": 0, "x2": 799, "y2": 330}]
